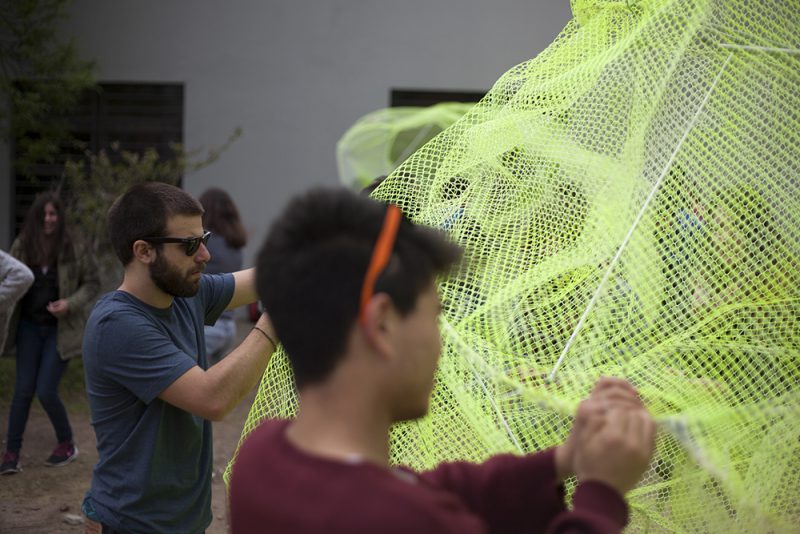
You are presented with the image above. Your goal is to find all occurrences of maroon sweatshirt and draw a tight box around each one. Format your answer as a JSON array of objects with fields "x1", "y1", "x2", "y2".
[{"x1": 229, "y1": 419, "x2": 628, "y2": 533}]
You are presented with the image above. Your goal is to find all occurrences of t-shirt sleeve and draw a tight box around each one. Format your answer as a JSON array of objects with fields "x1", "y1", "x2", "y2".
[
  {"x1": 91, "y1": 312, "x2": 198, "y2": 404},
  {"x1": 198, "y1": 273, "x2": 235, "y2": 326},
  {"x1": 420, "y1": 448, "x2": 567, "y2": 533}
]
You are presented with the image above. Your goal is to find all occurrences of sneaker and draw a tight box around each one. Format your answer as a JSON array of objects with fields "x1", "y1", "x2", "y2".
[
  {"x1": 45, "y1": 441, "x2": 78, "y2": 467},
  {"x1": 0, "y1": 451, "x2": 21, "y2": 475}
]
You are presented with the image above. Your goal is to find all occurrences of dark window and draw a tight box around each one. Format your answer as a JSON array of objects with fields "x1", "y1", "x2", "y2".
[
  {"x1": 10, "y1": 82, "x2": 184, "y2": 240},
  {"x1": 390, "y1": 88, "x2": 486, "y2": 107}
]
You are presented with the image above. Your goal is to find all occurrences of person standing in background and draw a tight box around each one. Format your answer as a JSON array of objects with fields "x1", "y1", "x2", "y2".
[
  {"x1": 1, "y1": 192, "x2": 99, "y2": 475},
  {"x1": 198, "y1": 187, "x2": 247, "y2": 364}
]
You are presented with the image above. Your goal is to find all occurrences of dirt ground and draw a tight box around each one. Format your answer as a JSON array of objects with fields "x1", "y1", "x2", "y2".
[{"x1": 0, "y1": 322, "x2": 257, "y2": 534}]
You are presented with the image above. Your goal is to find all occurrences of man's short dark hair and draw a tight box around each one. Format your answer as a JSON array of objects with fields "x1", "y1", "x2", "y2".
[
  {"x1": 256, "y1": 187, "x2": 462, "y2": 388},
  {"x1": 108, "y1": 182, "x2": 204, "y2": 265}
]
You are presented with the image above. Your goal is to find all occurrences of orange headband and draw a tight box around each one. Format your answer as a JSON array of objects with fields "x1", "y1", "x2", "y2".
[{"x1": 359, "y1": 204, "x2": 402, "y2": 325}]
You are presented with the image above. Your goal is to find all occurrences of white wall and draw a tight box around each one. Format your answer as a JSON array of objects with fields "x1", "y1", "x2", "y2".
[{"x1": 21, "y1": 0, "x2": 572, "y2": 262}]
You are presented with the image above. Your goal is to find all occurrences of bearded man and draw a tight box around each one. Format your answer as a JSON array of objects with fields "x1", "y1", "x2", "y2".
[{"x1": 82, "y1": 182, "x2": 278, "y2": 534}]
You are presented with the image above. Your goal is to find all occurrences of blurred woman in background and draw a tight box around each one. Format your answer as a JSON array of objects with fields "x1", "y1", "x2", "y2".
[
  {"x1": 1, "y1": 192, "x2": 98, "y2": 475},
  {"x1": 199, "y1": 187, "x2": 247, "y2": 364}
]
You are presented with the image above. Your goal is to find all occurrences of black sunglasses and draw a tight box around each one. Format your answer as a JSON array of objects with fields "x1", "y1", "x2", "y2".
[{"x1": 142, "y1": 231, "x2": 211, "y2": 256}]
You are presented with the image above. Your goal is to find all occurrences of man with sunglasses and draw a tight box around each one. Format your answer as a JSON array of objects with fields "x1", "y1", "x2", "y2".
[
  {"x1": 229, "y1": 187, "x2": 656, "y2": 533},
  {"x1": 81, "y1": 182, "x2": 277, "y2": 533}
]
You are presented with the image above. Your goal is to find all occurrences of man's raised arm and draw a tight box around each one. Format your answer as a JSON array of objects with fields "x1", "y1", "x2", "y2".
[{"x1": 227, "y1": 268, "x2": 258, "y2": 311}]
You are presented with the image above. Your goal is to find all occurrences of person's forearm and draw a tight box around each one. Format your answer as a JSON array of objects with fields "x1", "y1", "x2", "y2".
[
  {"x1": 228, "y1": 268, "x2": 258, "y2": 310},
  {"x1": 422, "y1": 449, "x2": 567, "y2": 531},
  {"x1": 205, "y1": 315, "x2": 276, "y2": 419}
]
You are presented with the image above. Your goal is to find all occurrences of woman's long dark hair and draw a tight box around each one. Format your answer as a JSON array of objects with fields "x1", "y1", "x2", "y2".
[
  {"x1": 19, "y1": 191, "x2": 70, "y2": 267},
  {"x1": 198, "y1": 188, "x2": 247, "y2": 249}
]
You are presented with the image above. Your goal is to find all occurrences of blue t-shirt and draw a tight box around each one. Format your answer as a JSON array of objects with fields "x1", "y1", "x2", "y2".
[{"x1": 82, "y1": 273, "x2": 234, "y2": 533}]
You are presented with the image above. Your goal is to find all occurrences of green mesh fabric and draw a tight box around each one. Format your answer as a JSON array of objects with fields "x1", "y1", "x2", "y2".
[
  {"x1": 229, "y1": 0, "x2": 800, "y2": 530},
  {"x1": 336, "y1": 102, "x2": 474, "y2": 189}
]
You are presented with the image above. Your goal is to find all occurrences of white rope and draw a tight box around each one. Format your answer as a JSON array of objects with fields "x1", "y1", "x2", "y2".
[
  {"x1": 719, "y1": 43, "x2": 800, "y2": 55},
  {"x1": 440, "y1": 319, "x2": 524, "y2": 452},
  {"x1": 548, "y1": 52, "x2": 733, "y2": 381}
]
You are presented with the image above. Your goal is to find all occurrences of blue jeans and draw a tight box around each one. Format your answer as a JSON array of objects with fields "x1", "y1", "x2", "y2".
[{"x1": 5, "y1": 319, "x2": 72, "y2": 453}]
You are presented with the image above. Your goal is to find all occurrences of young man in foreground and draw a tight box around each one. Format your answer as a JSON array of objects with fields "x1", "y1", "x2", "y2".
[
  {"x1": 229, "y1": 187, "x2": 656, "y2": 533},
  {"x1": 82, "y1": 182, "x2": 277, "y2": 533}
]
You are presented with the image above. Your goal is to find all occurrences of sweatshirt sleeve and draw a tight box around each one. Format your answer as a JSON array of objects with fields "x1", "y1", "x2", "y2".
[
  {"x1": 420, "y1": 448, "x2": 567, "y2": 533},
  {"x1": 420, "y1": 449, "x2": 629, "y2": 534},
  {"x1": 546, "y1": 481, "x2": 628, "y2": 533}
]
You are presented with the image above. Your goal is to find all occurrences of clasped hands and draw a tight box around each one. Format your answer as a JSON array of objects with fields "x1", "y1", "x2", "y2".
[{"x1": 554, "y1": 377, "x2": 656, "y2": 495}]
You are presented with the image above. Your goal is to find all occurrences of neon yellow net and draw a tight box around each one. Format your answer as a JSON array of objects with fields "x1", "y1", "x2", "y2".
[
  {"x1": 336, "y1": 102, "x2": 474, "y2": 190},
  {"x1": 230, "y1": 0, "x2": 800, "y2": 530}
]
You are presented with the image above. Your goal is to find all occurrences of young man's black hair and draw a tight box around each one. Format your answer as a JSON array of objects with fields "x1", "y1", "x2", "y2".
[
  {"x1": 232, "y1": 186, "x2": 656, "y2": 534},
  {"x1": 256, "y1": 186, "x2": 461, "y2": 388}
]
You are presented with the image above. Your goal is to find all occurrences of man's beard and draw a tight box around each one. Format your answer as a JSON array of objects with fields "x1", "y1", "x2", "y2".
[{"x1": 149, "y1": 252, "x2": 202, "y2": 298}]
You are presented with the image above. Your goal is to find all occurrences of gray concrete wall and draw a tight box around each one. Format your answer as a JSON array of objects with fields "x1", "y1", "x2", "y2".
[{"x1": 1, "y1": 1, "x2": 573, "y2": 259}]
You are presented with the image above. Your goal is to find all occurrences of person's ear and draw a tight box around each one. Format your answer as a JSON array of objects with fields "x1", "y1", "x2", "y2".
[
  {"x1": 360, "y1": 292, "x2": 396, "y2": 358},
  {"x1": 132, "y1": 240, "x2": 156, "y2": 265}
]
